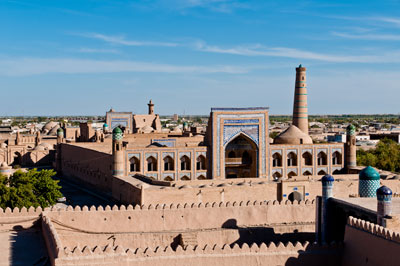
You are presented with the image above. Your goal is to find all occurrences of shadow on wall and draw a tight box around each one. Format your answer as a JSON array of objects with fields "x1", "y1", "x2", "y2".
[
  {"x1": 221, "y1": 219, "x2": 315, "y2": 248},
  {"x1": 9, "y1": 222, "x2": 50, "y2": 266}
]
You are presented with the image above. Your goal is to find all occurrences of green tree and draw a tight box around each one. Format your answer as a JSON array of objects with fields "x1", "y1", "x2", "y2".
[
  {"x1": 0, "y1": 169, "x2": 62, "y2": 209},
  {"x1": 357, "y1": 138, "x2": 400, "y2": 172}
]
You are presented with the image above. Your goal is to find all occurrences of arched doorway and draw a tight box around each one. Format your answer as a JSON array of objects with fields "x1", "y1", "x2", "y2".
[
  {"x1": 13, "y1": 151, "x2": 22, "y2": 166},
  {"x1": 224, "y1": 134, "x2": 258, "y2": 178},
  {"x1": 288, "y1": 191, "x2": 303, "y2": 202}
]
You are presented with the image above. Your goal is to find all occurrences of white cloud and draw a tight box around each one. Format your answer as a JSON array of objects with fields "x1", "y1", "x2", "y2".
[
  {"x1": 77, "y1": 33, "x2": 178, "y2": 47},
  {"x1": 0, "y1": 57, "x2": 254, "y2": 76},
  {"x1": 78, "y1": 48, "x2": 120, "y2": 54},
  {"x1": 332, "y1": 31, "x2": 400, "y2": 41},
  {"x1": 194, "y1": 41, "x2": 400, "y2": 63}
]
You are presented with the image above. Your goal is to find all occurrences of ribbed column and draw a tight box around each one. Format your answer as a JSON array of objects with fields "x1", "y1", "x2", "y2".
[{"x1": 293, "y1": 65, "x2": 308, "y2": 134}]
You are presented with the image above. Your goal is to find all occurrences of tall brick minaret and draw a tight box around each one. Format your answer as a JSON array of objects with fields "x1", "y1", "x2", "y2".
[{"x1": 292, "y1": 64, "x2": 309, "y2": 134}]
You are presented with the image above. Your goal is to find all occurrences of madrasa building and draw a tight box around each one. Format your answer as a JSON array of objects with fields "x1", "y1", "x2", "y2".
[{"x1": 56, "y1": 65, "x2": 359, "y2": 206}]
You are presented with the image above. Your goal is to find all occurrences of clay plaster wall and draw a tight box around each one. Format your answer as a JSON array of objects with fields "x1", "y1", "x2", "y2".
[
  {"x1": 342, "y1": 216, "x2": 400, "y2": 266},
  {"x1": 45, "y1": 200, "x2": 315, "y2": 234},
  {"x1": 54, "y1": 241, "x2": 342, "y2": 266},
  {"x1": 60, "y1": 143, "x2": 113, "y2": 192}
]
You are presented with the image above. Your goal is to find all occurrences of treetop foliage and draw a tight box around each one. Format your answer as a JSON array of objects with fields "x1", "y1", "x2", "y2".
[
  {"x1": 0, "y1": 169, "x2": 62, "y2": 209},
  {"x1": 357, "y1": 138, "x2": 400, "y2": 173}
]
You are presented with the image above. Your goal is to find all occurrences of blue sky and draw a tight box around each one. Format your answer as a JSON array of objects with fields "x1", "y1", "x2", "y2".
[{"x1": 1, "y1": 0, "x2": 400, "y2": 116}]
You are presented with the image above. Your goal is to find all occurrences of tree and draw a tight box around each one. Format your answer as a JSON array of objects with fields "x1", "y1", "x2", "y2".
[
  {"x1": 0, "y1": 169, "x2": 62, "y2": 209},
  {"x1": 357, "y1": 138, "x2": 400, "y2": 172}
]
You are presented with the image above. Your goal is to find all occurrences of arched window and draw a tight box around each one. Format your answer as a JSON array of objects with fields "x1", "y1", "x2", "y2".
[
  {"x1": 272, "y1": 153, "x2": 282, "y2": 167},
  {"x1": 164, "y1": 176, "x2": 173, "y2": 181},
  {"x1": 272, "y1": 172, "x2": 282, "y2": 180},
  {"x1": 228, "y1": 151, "x2": 236, "y2": 158},
  {"x1": 287, "y1": 152, "x2": 297, "y2": 166},
  {"x1": 303, "y1": 170, "x2": 312, "y2": 176},
  {"x1": 147, "y1": 156, "x2": 157, "y2": 172},
  {"x1": 163, "y1": 156, "x2": 174, "y2": 171},
  {"x1": 318, "y1": 170, "x2": 327, "y2": 175},
  {"x1": 288, "y1": 191, "x2": 303, "y2": 202},
  {"x1": 180, "y1": 155, "x2": 191, "y2": 170},
  {"x1": 130, "y1": 157, "x2": 140, "y2": 172},
  {"x1": 196, "y1": 155, "x2": 206, "y2": 170},
  {"x1": 302, "y1": 152, "x2": 312, "y2": 166},
  {"x1": 332, "y1": 151, "x2": 342, "y2": 165},
  {"x1": 181, "y1": 175, "x2": 190, "y2": 181},
  {"x1": 288, "y1": 171, "x2": 297, "y2": 179},
  {"x1": 317, "y1": 152, "x2": 327, "y2": 166},
  {"x1": 197, "y1": 175, "x2": 206, "y2": 180}
]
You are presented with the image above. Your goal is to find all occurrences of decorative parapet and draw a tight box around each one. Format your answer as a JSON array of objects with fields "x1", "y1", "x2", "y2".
[
  {"x1": 0, "y1": 199, "x2": 315, "y2": 215},
  {"x1": 347, "y1": 216, "x2": 400, "y2": 244},
  {"x1": 40, "y1": 199, "x2": 315, "y2": 213},
  {"x1": 61, "y1": 241, "x2": 341, "y2": 258}
]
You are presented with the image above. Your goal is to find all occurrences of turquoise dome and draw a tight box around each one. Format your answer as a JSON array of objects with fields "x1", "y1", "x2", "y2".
[
  {"x1": 359, "y1": 166, "x2": 380, "y2": 181},
  {"x1": 103, "y1": 123, "x2": 108, "y2": 128},
  {"x1": 322, "y1": 174, "x2": 334, "y2": 184}
]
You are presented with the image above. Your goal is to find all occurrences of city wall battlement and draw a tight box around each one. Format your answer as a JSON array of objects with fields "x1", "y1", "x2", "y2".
[
  {"x1": 347, "y1": 216, "x2": 400, "y2": 243},
  {"x1": 43, "y1": 199, "x2": 316, "y2": 233},
  {"x1": 55, "y1": 241, "x2": 342, "y2": 266},
  {"x1": 342, "y1": 216, "x2": 400, "y2": 266}
]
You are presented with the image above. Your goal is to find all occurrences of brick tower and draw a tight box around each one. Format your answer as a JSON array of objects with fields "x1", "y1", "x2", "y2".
[{"x1": 292, "y1": 65, "x2": 309, "y2": 134}]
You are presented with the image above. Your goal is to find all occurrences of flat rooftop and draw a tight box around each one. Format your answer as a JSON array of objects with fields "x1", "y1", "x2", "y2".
[{"x1": 336, "y1": 197, "x2": 400, "y2": 215}]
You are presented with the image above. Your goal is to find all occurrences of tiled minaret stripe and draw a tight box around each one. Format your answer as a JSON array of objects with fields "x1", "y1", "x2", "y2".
[{"x1": 292, "y1": 65, "x2": 308, "y2": 134}]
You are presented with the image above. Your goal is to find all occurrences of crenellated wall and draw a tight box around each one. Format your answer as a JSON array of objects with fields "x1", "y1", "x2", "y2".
[
  {"x1": 54, "y1": 241, "x2": 342, "y2": 266},
  {"x1": 45, "y1": 199, "x2": 316, "y2": 234},
  {"x1": 342, "y1": 216, "x2": 400, "y2": 266}
]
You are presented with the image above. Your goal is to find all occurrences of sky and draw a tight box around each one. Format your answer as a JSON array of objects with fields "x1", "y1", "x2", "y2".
[{"x1": 1, "y1": 0, "x2": 400, "y2": 116}]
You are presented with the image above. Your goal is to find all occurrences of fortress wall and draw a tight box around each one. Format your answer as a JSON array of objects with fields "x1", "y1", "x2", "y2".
[
  {"x1": 45, "y1": 200, "x2": 316, "y2": 234},
  {"x1": 55, "y1": 241, "x2": 342, "y2": 266},
  {"x1": 56, "y1": 223, "x2": 315, "y2": 250},
  {"x1": 342, "y1": 216, "x2": 400, "y2": 266},
  {"x1": 0, "y1": 206, "x2": 42, "y2": 230},
  {"x1": 141, "y1": 181, "x2": 279, "y2": 206},
  {"x1": 60, "y1": 143, "x2": 113, "y2": 192},
  {"x1": 42, "y1": 215, "x2": 64, "y2": 265}
]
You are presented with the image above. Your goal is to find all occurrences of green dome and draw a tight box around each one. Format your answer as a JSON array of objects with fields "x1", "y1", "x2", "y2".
[
  {"x1": 113, "y1": 127, "x2": 122, "y2": 134},
  {"x1": 359, "y1": 166, "x2": 380, "y2": 181},
  {"x1": 57, "y1": 128, "x2": 63, "y2": 133},
  {"x1": 347, "y1": 124, "x2": 356, "y2": 136},
  {"x1": 112, "y1": 127, "x2": 123, "y2": 140}
]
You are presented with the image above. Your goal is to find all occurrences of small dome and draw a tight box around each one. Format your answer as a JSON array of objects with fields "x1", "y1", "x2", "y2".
[
  {"x1": 171, "y1": 126, "x2": 182, "y2": 133},
  {"x1": 103, "y1": 123, "x2": 109, "y2": 128},
  {"x1": 322, "y1": 174, "x2": 334, "y2": 183},
  {"x1": 0, "y1": 143, "x2": 7, "y2": 148},
  {"x1": 113, "y1": 127, "x2": 122, "y2": 134},
  {"x1": 42, "y1": 121, "x2": 58, "y2": 131},
  {"x1": 112, "y1": 127, "x2": 123, "y2": 140},
  {"x1": 34, "y1": 145, "x2": 45, "y2": 151},
  {"x1": 274, "y1": 125, "x2": 313, "y2": 145},
  {"x1": 359, "y1": 166, "x2": 380, "y2": 181},
  {"x1": 141, "y1": 125, "x2": 154, "y2": 133},
  {"x1": 48, "y1": 125, "x2": 60, "y2": 136},
  {"x1": 377, "y1": 186, "x2": 392, "y2": 196},
  {"x1": 57, "y1": 128, "x2": 63, "y2": 133}
]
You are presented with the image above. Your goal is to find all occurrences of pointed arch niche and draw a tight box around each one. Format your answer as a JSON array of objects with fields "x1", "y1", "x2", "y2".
[{"x1": 224, "y1": 133, "x2": 258, "y2": 178}]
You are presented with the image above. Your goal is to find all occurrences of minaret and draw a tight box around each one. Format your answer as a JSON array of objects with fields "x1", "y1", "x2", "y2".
[
  {"x1": 148, "y1": 100, "x2": 154, "y2": 115},
  {"x1": 112, "y1": 127, "x2": 125, "y2": 177},
  {"x1": 345, "y1": 124, "x2": 357, "y2": 171},
  {"x1": 292, "y1": 64, "x2": 309, "y2": 134}
]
